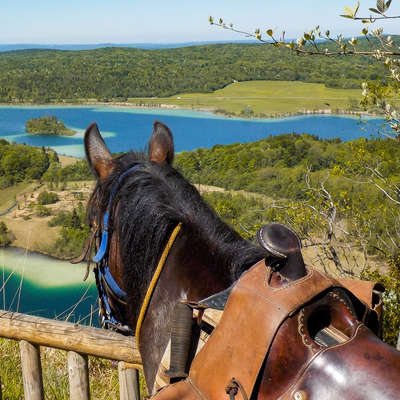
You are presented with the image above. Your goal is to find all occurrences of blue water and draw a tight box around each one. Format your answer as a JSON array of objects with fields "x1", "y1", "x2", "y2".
[
  {"x1": 0, "y1": 247, "x2": 98, "y2": 325},
  {"x1": 0, "y1": 106, "x2": 385, "y2": 158}
]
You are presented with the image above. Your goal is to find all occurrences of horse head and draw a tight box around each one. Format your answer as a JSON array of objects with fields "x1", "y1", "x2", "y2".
[{"x1": 84, "y1": 121, "x2": 400, "y2": 399}]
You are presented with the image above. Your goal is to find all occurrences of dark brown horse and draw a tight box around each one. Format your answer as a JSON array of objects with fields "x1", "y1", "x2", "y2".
[
  {"x1": 84, "y1": 121, "x2": 400, "y2": 400},
  {"x1": 84, "y1": 121, "x2": 267, "y2": 389}
]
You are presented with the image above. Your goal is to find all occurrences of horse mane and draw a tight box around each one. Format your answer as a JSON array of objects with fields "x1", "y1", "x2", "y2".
[{"x1": 88, "y1": 151, "x2": 267, "y2": 320}]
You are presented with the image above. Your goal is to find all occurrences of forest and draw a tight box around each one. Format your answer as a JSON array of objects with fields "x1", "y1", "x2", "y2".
[
  {"x1": 0, "y1": 37, "x2": 393, "y2": 103},
  {"x1": 0, "y1": 140, "x2": 54, "y2": 188}
]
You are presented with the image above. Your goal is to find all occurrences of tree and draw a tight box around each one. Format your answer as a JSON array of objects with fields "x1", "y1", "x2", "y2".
[{"x1": 0, "y1": 222, "x2": 13, "y2": 247}]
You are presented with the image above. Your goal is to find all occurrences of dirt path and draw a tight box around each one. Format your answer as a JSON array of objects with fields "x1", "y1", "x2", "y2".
[{"x1": 0, "y1": 181, "x2": 94, "y2": 256}]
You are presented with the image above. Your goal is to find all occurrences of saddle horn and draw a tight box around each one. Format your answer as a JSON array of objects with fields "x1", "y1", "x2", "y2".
[{"x1": 257, "y1": 223, "x2": 307, "y2": 280}]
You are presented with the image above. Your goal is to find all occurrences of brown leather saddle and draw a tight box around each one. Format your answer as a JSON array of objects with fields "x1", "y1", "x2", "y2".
[{"x1": 153, "y1": 223, "x2": 398, "y2": 400}]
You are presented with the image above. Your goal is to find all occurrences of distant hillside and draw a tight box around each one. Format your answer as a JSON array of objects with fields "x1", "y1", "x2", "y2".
[
  {"x1": 0, "y1": 38, "x2": 391, "y2": 103},
  {"x1": 0, "y1": 41, "x2": 254, "y2": 52}
]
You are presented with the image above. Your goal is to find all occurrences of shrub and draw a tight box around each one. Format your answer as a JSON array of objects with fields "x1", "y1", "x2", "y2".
[
  {"x1": 36, "y1": 205, "x2": 52, "y2": 217},
  {"x1": 37, "y1": 191, "x2": 59, "y2": 205},
  {"x1": 0, "y1": 222, "x2": 12, "y2": 247}
]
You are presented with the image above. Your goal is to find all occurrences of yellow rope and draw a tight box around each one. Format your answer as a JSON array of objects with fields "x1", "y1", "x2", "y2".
[{"x1": 135, "y1": 222, "x2": 182, "y2": 350}]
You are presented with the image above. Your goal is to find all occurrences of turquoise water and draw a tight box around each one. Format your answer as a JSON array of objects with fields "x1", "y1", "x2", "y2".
[
  {"x1": 0, "y1": 247, "x2": 98, "y2": 325},
  {"x1": 0, "y1": 106, "x2": 385, "y2": 158}
]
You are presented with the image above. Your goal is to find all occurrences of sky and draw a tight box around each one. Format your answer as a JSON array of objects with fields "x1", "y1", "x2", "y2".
[{"x1": 1, "y1": 0, "x2": 400, "y2": 44}]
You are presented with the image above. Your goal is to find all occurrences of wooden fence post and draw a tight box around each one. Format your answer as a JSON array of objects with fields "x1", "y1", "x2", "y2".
[
  {"x1": 397, "y1": 330, "x2": 400, "y2": 351},
  {"x1": 19, "y1": 340, "x2": 44, "y2": 400},
  {"x1": 118, "y1": 362, "x2": 140, "y2": 400},
  {"x1": 68, "y1": 351, "x2": 90, "y2": 400}
]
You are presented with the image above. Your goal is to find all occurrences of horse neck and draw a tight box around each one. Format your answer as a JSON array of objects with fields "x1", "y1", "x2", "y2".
[
  {"x1": 177, "y1": 226, "x2": 265, "y2": 298},
  {"x1": 138, "y1": 228, "x2": 264, "y2": 390}
]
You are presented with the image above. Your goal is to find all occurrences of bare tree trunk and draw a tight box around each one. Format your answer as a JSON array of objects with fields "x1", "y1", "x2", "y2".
[{"x1": 397, "y1": 329, "x2": 400, "y2": 351}]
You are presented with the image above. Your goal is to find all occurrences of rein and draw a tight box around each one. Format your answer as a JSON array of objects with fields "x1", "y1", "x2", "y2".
[
  {"x1": 135, "y1": 222, "x2": 182, "y2": 349},
  {"x1": 89, "y1": 163, "x2": 182, "y2": 342}
]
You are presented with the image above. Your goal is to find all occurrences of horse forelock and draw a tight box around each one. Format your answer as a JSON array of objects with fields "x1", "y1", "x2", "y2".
[{"x1": 88, "y1": 151, "x2": 266, "y2": 321}]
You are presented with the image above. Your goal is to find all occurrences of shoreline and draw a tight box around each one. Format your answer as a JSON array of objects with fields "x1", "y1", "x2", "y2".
[{"x1": 0, "y1": 100, "x2": 383, "y2": 121}]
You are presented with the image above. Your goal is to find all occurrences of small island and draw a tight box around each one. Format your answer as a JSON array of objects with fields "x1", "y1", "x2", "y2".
[{"x1": 26, "y1": 116, "x2": 75, "y2": 136}]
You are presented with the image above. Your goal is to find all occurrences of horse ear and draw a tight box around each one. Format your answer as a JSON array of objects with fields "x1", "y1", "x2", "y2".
[
  {"x1": 84, "y1": 122, "x2": 115, "y2": 180},
  {"x1": 148, "y1": 121, "x2": 174, "y2": 165}
]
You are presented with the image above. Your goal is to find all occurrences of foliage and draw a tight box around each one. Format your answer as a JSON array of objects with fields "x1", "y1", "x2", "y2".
[
  {"x1": 37, "y1": 190, "x2": 59, "y2": 205},
  {"x1": 48, "y1": 204, "x2": 90, "y2": 258},
  {"x1": 0, "y1": 221, "x2": 13, "y2": 247},
  {"x1": 362, "y1": 254, "x2": 400, "y2": 346},
  {"x1": 176, "y1": 134, "x2": 400, "y2": 261},
  {"x1": 0, "y1": 140, "x2": 51, "y2": 188},
  {"x1": 0, "y1": 41, "x2": 390, "y2": 103},
  {"x1": 25, "y1": 115, "x2": 75, "y2": 136},
  {"x1": 36, "y1": 204, "x2": 52, "y2": 217}
]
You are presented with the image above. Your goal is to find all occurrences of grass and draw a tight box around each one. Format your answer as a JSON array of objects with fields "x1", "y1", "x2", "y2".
[
  {"x1": 58, "y1": 155, "x2": 80, "y2": 168},
  {"x1": 0, "y1": 182, "x2": 37, "y2": 215},
  {"x1": 0, "y1": 337, "x2": 148, "y2": 399},
  {"x1": 129, "y1": 80, "x2": 363, "y2": 117}
]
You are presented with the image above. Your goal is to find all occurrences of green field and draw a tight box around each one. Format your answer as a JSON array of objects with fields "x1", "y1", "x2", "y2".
[
  {"x1": 0, "y1": 182, "x2": 37, "y2": 214},
  {"x1": 130, "y1": 80, "x2": 362, "y2": 117}
]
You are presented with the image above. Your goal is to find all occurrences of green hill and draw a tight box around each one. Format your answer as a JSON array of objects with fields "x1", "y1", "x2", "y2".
[{"x1": 0, "y1": 39, "x2": 390, "y2": 103}]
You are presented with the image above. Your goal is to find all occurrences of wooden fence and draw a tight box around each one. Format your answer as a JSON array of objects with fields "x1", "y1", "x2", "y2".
[{"x1": 0, "y1": 310, "x2": 143, "y2": 400}]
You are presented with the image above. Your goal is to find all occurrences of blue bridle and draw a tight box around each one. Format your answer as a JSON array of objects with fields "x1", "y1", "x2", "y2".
[
  {"x1": 92, "y1": 164, "x2": 142, "y2": 334},
  {"x1": 93, "y1": 163, "x2": 142, "y2": 264}
]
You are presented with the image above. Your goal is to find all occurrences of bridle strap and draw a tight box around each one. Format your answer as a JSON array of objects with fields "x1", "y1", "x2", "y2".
[
  {"x1": 135, "y1": 222, "x2": 182, "y2": 350},
  {"x1": 94, "y1": 164, "x2": 142, "y2": 263},
  {"x1": 87, "y1": 162, "x2": 183, "y2": 341}
]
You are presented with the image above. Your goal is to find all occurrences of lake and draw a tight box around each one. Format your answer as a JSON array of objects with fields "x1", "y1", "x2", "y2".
[
  {"x1": 0, "y1": 106, "x2": 385, "y2": 158},
  {"x1": 0, "y1": 247, "x2": 98, "y2": 324}
]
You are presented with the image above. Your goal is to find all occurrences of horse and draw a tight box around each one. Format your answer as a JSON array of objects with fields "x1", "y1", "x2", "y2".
[{"x1": 83, "y1": 121, "x2": 400, "y2": 400}]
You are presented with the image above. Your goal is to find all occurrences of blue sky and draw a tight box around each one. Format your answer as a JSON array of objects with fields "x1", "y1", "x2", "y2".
[{"x1": 1, "y1": 0, "x2": 399, "y2": 43}]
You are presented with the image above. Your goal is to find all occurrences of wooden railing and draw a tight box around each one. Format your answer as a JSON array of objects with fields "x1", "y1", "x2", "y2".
[{"x1": 0, "y1": 310, "x2": 143, "y2": 400}]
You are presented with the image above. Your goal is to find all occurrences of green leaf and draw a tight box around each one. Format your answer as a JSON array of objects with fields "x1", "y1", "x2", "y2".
[
  {"x1": 377, "y1": 0, "x2": 385, "y2": 12},
  {"x1": 266, "y1": 29, "x2": 273, "y2": 37},
  {"x1": 369, "y1": 7, "x2": 382, "y2": 14},
  {"x1": 304, "y1": 33, "x2": 311, "y2": 41},
  {"x1": 386, "y1": 0, "x2": 392, "y2": 10},
  {"x1": 208, "y1": 16, "x2": 214, "y2": 24}
]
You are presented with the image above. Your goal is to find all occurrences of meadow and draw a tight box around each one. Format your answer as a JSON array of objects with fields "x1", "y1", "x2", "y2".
[{"x1": 131, "y1": 80, "x2": 363, "y2": 117}]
